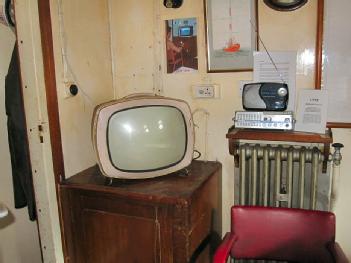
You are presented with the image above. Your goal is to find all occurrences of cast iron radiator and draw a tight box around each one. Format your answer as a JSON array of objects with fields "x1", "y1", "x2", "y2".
[{"x1": 234, "y1": 143, "x2": 328, "y2": 210}]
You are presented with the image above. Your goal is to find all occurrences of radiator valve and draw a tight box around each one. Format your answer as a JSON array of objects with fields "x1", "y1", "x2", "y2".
[{"x1": 332, "y1": 143, "x2": 344, "y2": 166}]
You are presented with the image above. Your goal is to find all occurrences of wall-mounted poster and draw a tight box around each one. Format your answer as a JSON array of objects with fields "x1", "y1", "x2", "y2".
[
  {"x1": 205, "y1": 0, "x2": 257, "y2": 72},
  {"x1": 165, "y1": 18, "x2": 198, "y2": 74}
]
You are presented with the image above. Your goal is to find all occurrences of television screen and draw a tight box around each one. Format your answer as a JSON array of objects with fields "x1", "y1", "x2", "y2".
[
  {"x1": 92, "y1": 94, "x2": 194, "y2": 179},
  {"x1": 108, "y1": 106, "x2": 187, "y2": 171},
  {"x1": 179, "y1": 26, "x2": 193, "y2": 37}
]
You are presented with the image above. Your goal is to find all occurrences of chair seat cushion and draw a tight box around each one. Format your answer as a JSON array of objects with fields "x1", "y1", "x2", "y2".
[{"x1": 231, "y1": 206, "x2": 336, "y2": 263}]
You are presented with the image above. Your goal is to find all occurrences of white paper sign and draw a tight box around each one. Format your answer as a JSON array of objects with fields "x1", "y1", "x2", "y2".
[
  {"x1": 295, "y1": 89, "x2": 328, "y2": 134},
  {"x1": 253, "y1": 51, "x2": 297, "y2": 111}
]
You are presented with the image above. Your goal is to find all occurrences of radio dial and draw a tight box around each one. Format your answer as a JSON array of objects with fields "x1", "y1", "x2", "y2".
[{"x1": 277, "y1": 87, "x2": 288, "y2": 97}]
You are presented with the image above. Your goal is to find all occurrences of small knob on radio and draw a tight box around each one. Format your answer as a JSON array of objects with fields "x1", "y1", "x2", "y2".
[{"x1": 277, "y1": 87, "x2": 288, "y2": 97}]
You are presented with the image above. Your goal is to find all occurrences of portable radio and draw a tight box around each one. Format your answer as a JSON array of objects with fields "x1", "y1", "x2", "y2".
[{"x1": 242, "y1": 82, "x2": 289, "y2": 111}]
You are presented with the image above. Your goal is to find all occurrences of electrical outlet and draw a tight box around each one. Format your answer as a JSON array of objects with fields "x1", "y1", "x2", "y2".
[{"x1": 192, "y1": 84, "x2": 220, "y2": 98}]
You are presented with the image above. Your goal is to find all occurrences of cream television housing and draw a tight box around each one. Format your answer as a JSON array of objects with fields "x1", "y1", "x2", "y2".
[{"x1": 92, "y1": 94, "x2": 195, "y2": 179}]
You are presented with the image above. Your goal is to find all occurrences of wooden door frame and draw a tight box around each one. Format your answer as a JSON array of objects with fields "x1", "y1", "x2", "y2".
[
  {"x1": 37, "y1": 0, "x2": 68, "y2": 260},
  {"x1": 37, "y1": 0, "x2": 65, "y2": 184}
]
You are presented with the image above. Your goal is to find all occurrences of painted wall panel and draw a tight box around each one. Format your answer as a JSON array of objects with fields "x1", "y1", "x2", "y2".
[
  {"x1": 15, "y1": 0, "x2": 66, "y2": 261},
  {"x1": 50, "y1": 0, "x2": 114, "y2": 177},
  {"x1": 323, "y1": 0, "x2": 351, "y2": 123},
  {"x1": 111, "y1": 0, "x2": 156, "y2": 96}
]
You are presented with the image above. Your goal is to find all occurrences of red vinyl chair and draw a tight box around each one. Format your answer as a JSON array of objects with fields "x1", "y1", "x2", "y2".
[{"x1": 214, "y1": 206, "x2": 349, "y2": 263}]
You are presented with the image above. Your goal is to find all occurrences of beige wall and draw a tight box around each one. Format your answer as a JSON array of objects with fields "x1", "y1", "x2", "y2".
[
  {"x1": 50, "y1": 0, "x2": 114, "y2": 177},
  {"x1": 48, "y1": 0, "x2": 350, "y2": 260},
  {"x1": 333, "y1": 129, "x2": 351, "y2": 257},
  {"x1": 0, "y1": 26, "x2": 41, "y2": 263}
]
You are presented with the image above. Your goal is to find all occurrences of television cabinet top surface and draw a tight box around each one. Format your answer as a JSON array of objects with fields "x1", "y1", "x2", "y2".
[{"x1": 60, "y1": 160, "x2": 221, "y2": 205}]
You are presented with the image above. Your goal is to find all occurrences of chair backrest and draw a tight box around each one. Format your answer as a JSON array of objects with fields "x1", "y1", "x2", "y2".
[{"x1": 231, "y1": 206, "x2": 336, "y2": 263}]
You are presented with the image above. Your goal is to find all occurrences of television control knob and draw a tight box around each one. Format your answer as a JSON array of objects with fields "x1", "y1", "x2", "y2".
[{"x1": 278, "y1": 87, "x2": 288, "y2": 97}]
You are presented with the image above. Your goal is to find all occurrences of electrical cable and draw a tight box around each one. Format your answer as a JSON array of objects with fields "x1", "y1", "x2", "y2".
[
  {"x1": 106, "y1": 0, "x2": 118, "y2": 99},
  {"x1": 250, "y1": 19, "x2": 286, "y2": 84},
  {"x1": 192, "y1": 108, "x2": 210, "y2": 162},
  {"x1": 57, "y1": 0, "x2": 96, "y2": 106},
  {"x1": 193, "y1": 150, "x2": 201, "y2": 160}
]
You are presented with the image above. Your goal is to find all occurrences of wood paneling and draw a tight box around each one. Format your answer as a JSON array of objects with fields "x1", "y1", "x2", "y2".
[
  {"x1": 315, "y1": 0, "x2": 324, "y2": 89},
  {"x1": 37, "y1": 0, "x2": 65, "y2": 183},
  {"x1": 82, "y1": 210, "x2": 157, "y2": 263},
  {"x1": 227, "y1": 128, "x2": 332, "y2": 147}
]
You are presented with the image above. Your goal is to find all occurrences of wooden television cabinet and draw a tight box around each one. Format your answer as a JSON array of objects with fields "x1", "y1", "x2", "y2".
[{"x1": 59, "y1": 160, "x2": 221, "y2": 263}]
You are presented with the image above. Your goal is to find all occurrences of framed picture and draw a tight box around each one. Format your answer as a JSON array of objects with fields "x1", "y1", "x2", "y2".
[
  {"x1": 165, "y1": 18, "x2": 198, "y2": 74},
  {"x1": 205, "y1": 0, "x2": 257, "y2": 72}
]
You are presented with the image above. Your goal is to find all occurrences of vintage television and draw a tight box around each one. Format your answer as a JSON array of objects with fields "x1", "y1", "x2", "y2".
[
  {"x1": 92, "y1": 94, "x2": 195, "y2": 179},
  {"x1": 178, "y1": 25, "x2": 193, "y2": 37}
]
